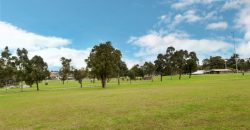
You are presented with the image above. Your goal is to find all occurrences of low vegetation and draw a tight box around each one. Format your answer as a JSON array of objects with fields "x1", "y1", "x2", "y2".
[{"x1": 0, "y1": 74, "x2": 250, "y2": 129}]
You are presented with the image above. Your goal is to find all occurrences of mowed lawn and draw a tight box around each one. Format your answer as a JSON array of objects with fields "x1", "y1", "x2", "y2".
[{"x1": 0, "y1": 74, "x2": 250, "y2": 130}]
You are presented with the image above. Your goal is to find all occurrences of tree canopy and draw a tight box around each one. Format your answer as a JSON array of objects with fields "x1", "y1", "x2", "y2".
[{"x1": 85, "y1": 41, "x2": 122, "y2": 88}]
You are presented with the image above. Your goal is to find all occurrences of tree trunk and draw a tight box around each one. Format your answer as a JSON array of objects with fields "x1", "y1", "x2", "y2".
[
  {"x1": 63, "y1": 80, "x2": 65, "y2": 85},
  {"x1": 118, "y1": 74, "x2": 120, "y2": 85},
  {"x1": 179, "y1": 73, "x2": 182, "y2": 80},
  {"x1": 5, "y1": 81, "x2": 7, "y2": 93},
  {"x1": 21, "y1": 82, "x2": 23, "y2": 92},
  {"x1": 36, "y1": 81, "x2": 39, "y2": 91},
  {"x1": 101, "y1": 77, "x2": 106, "y2": 88},
  {"x1": 81, "y1": 82, "x2": 83, "y2": 88},
  {"x1": 130, "y1": 78, "x2": 131, "y2": 84},
  {"x1": 160, "y1": 74, "x2": 162, "y2": 82},
  {"x1": 242, "y1": 71, "x2": 245, "y2": 76},
  {"x1": 170, "y1": 71, "x2": 173, "y2": 80},
  {"x1": 189, "y1": 69, "x2": 192, "y2": 78}
]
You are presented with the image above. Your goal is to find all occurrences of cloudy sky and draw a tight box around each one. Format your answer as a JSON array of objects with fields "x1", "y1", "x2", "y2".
[{"x1": 0, "y1": 0, "x2": 250, "y2": 70}]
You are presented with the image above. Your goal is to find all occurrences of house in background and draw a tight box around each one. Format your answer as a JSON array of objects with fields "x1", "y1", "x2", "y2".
[
  {"x1": 208, "y1": 69, "x2": 233, "y2": 74},
  {"x1": 50, "y1": 71, "x2": 60, "y2": 80},
  {"x1": 192, "y1": 69, "x2": 233, "y2": 75}
]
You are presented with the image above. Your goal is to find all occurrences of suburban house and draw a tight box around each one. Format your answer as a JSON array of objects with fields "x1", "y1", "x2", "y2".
[
  {"x1": 192, "y1": 69, "x2": 233, "y2": 75},
  {"x1": 50, "y1": 71, "x2": 60, "y2": 80},
  {"x1": 208, "y1": 69, "x2": 233, "y2": 74}
]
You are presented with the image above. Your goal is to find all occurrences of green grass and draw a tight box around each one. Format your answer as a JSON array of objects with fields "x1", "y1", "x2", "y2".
[{"x1": 1, "y1": 74, "x2": 250, "y2": 130}]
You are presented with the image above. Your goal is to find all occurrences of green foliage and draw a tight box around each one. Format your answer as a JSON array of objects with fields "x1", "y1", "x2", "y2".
[
  {"x1": 86, "y1": 41, "x2": 122, "y2": 88},
  {"x1": 202, "y1": 56, "x2": 225, "y2": 70},
  {"x1": 118, "y1": 61, "x2": 128, "y2": 77},
  {"x1": 30, "y1": 55, "x2": 49, "y2": 91},
  {"x1": 185, "y1": 51, "x2": 199, "y2": 78},
  {"x1": 130, "y1": 64, "x2": 144, "y2": 78},
  {"x1": 59, "y1": 57, "x2": 72, "y2": 84},
  {"x1": 142, "y1": 62, "x2": 155, "y2": 76},
  {"x1": 0, "y1": 47, "x2": 17, "y2": 87},
  {"x1": 171, "y1": 49, "x2": 188, "y2": 80},
  {"x1": 154, "y1": 54, "x2": 165, "y2": 81},
  {"x1": 73, "y1": 68, "x2": 88, "y2": 88}
]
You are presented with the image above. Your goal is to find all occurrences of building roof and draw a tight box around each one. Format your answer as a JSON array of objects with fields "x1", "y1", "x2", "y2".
[{"x1": 210, "y1": 69, "x2": 232, "y2": 72}]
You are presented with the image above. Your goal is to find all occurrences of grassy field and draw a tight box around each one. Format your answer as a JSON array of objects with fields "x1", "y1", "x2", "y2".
[{"x1": 0, "y1": 74, "x2": 250, "y2": 130}]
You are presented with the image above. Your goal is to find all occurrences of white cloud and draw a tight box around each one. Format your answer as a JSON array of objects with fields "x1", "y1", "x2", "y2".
[
  {"x1": 29, "y1": 48, "x2": 91, "y2": 69},
  {"x1": 171, "y1": 10, "x2": 202, "y2": 27},
  {"x1": 128, "y1": 31, "x2": 232, "y2": 62},
  {"x1": 129, "y1": 32, "x2": 232, "y2": 61},
  {"x1": 204, "y1": 11, "x2": 220, "y2": 20},
  {"x1": 206, "y1": 22, "x2": 228, "y2": 30},
  {"x1": 237, "y1": 41, "x2": 250, "y2": 58},
  {"x1": 0, "y1": 21, "x2": 90, "y2": 69},
  {"x1": 222, "y1": 0, "x2": 250, "y2": 10},
  {"x1": 171, "y1": 0, "x2": 215, "y2": 9},
  {"x1": 122, "y1": 58, "x2": 140, "y2": 69},
  {"x1": 0, "y1": 21, "x2": 70, "y2": 51},
  {"x1": 234, "y1": 4, "x2": 250, "y2": 58}
]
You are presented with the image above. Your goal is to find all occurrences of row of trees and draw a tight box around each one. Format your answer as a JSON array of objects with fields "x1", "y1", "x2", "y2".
[
  {"x1": 0, "y1": 47, "x2": 49, "y2": 91},
  {"x1": 1, "y1": 42, "x2": 250, "y2": 90},
  {"x1": 154, "y1": 47, "x2": 199, "y2": 81},
  {"x1": 80, "y1": 43, "x2": 199, "y2": 88}
]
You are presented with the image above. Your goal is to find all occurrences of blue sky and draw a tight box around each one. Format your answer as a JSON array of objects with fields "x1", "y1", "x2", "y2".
[{"x1": 0, "y1": 0, "x2": 250, "y2": 70}]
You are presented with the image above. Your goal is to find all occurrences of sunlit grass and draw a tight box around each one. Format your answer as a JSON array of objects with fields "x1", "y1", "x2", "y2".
[{"x1": 0, "y1": 73, "x2": 250, "y2": 129}]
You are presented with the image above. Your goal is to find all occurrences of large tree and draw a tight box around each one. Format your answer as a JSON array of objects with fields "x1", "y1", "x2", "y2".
[
  {"x1": 85, "y1": 41, "x2": 122, "y2": 88},
  {"x1": 154, "y1": 54, "x2": 165, "y2": 82},
  {"x1": 0, "y1": 47, "x2": 17, "y2": 90},
  {"x1": 30, "y1": 55, "x2": 49, "y2": 91},
  {"x1": 16, "y1": 48, "x2": 29, "y2": 91},
  {"x1": 185, "y1": 52, "x2": 199, "y2": 78},
  {"x1": 172, "y1": 50, "x2": 188, "y2": 80},
  {"x1": 73, "y1": 68, "x2": 88, "y2": 88},
  {"x1": 165, "y1": 46, "x2": 175, "y2": 79},
  {"x1": 59, "y1": 57, "x2": 72, "y2": 84}
]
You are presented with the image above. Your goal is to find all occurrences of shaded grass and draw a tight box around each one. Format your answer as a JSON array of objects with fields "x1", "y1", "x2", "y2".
[{"x1": 0, "y1": 73, "x2": 250, "y2": 129}]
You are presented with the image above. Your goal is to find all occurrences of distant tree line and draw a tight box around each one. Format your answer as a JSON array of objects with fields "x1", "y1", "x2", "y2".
[
  {"x1": 1, "y1": 41, "x2": 250, "y2": 90},
  {"x1": 202, "y1": 54, "x2": 250, "y2": 75},
  {"x1": 127, "y1": 47, "x2": 199, "y2": 82}
]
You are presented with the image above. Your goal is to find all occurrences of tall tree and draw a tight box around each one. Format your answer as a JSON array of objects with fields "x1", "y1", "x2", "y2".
[
  {"x1": 59, "y1": 57, "x2": 72, "y2": 84},
  {"x1": 1, "y1": 47, "x2": 17, "y2": 90},
  {"x1": 172, "y1": 50, "x2": 188, "y2": 80},
  {"x1": 154, "y1": 54, "x2": 165, "y2": 82},
  {"x1": 30, "y1": 55, "x2": 49, "y2": 91},
  {"x1": 16, "y1": 48, "x2": 29, "y2": 91},
  {"x1": 117, "y1": 61, "x2": 128, "y2": 85},
  {"x1": 73, "y1": 68, "x2": 88, "y2": 88},
  {"x1": 185, "y1": 52, "x2": 199, "y2": 78},
  {"x1": 85, "y1": 41, "x2": 122, "y2": 88},
  {"x1": 165, "y1": 47, "x2": 175, "y2": 79}
]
